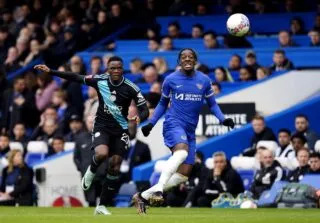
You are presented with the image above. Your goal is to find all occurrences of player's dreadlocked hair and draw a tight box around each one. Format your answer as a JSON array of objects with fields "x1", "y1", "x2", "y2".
[{"x1": 177, "y1": 48, "x2": 198, "y2": 64}]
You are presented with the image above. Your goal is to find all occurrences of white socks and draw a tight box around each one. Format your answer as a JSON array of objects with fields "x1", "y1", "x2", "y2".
[
  {"x1": 141, "y1": 150, "x2": 188, "y2": 200},
  {"x1": 163, "y1": 173, "x2": 188, "y2": 191}
]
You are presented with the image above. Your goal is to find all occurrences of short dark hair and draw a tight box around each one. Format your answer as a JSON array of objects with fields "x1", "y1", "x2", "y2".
[
  {"x1": 107, "y1": 56, "x2": 123, "y2": 64},
  {"x1": 13, "y1": 76, "x2": 25, "y2": 84},
  {"x1": 309, "y1": 152, "x2": 320, "y2": 159},
  {"x1": 291, "y1": 132, "x2": 307, "y2": 144},
  {"x1": 232, "y1": 54, "x2": 242, "y2": 63},
  {"x1": 168, "y1": 21, "x2": 180, "y2": 30},
  {"x1": 142, "y1": 63, "x2": 156, "y2": 71},
  {"x1": 178, "y1": 48, "x2": 198, "y2": 63},
  {"x1": 203, "y1": 30, "x2": 217, "y2": 39},
  {"x1": 90, "y1": 56, "x2": 102, "y2": 63},
  {"x1": 274, "y1": 49, "x2": 285, "y2": 55},
  {"x1": 278, "y1": 128, "x2": 291, "y2": 136},
  {"x1": 295, "y1": 114, "x2": 308, "y2": 121},
  {"x1": 212, "y1": 82, "x2": 221, "y2": 91},
  {"x1": 52, "y1": 136, "x2": 64, "y2": 142},
  {"x1": 192, "y1": 23, "x2": 204, "y2": 31}
]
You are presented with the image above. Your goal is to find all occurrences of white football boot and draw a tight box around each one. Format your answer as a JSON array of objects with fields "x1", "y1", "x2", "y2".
[
  {"x1": 81, "y1": 166, "x2": 95, "y2": 191},
  {"x1": 94, "y1": 205, "x2": 112, "y2": 215}
]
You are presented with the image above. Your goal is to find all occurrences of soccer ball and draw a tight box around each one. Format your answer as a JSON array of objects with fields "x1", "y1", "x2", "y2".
[
  {"x1": 240, "y1": 200, "x2": 257, "y2": 209},
  {"x1": 227, "y1": 13, "x2": 250, "y2": 37}
]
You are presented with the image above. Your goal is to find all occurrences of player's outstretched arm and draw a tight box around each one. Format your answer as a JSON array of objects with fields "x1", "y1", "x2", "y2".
[
  {"x1": 34, "y1": 64, "x2": 84, "y2": 83},
  {"x1": 206, "y1": 96, "x2": 235, "y2": 129},
  {"x1": 141, "y1": 95, "x2": 170, "y2": 137}
]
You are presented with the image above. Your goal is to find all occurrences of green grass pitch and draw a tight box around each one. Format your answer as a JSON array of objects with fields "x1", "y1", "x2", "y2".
[{"x1": 0, "y1": 207, "x2": 319, "y2": 223}]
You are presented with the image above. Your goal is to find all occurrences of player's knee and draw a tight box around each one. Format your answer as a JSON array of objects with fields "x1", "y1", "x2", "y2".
[{"x1": 95, "y1": 145, "x2": 109, "y2": 159}]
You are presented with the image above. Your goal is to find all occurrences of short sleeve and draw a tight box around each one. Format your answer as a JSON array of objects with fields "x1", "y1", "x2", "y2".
[
  {"x1": 204, "y1": 78, "x2": 214, "y2": 98},
  {"x1": 161, "y1": 79, "x2": 171, "y2": 98}
]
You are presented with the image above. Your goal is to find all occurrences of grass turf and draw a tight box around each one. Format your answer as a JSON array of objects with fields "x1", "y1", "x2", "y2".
[{"x1": 0, "y1": 207, "x2": 319, "y2": 223}]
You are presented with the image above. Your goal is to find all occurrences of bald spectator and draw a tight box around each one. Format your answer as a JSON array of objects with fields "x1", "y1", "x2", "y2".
[
  {"x1": 159, "y1": 36, "x2": 174, "y2": 51},
  {"x1": 270, "y1": 49, "x2": 294, "y2": 72},
  {"x1": 242, "y1": 115, "x2": 276, "y2": 156},
  {"x1": 203, "y1": 31, "x2": 219, "y2": 49},
  {"x1": 308, "y1": 29, "x2": 320, "y2": 47},
  {"x1": 278, "y1": 30, "x2": 298, "y2": 47},
  {"x1": 191, "y1": 24, "x2": 204, "y2": 39},
  {"x1": 287, "y1": 148, "x2": 310, "y2": 182},
  {"x1": 251, "y1": 149, "x2": 285, "y2": 199},
  {"x1": 309, "y1": 153, "x2": 320, "y2": 174},
  {"x1": 294, "y1": 114, "x2": 319, "y2": 150}
]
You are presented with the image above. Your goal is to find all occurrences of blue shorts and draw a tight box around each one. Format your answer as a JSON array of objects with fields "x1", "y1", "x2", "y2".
[{"x1": 163, "y1": 121, "x2": 196, "y2": 165}]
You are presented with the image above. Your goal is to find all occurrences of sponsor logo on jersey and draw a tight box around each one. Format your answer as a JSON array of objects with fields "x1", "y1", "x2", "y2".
[
  {"x1": 104, "y1": 104, "x2": 123, "y2": 114},
  {"x1": 196, "y1": 84, "x2": 203, "y2": 89},
  {"x1": 174, "y1": 93, "x2": 202, "y2": 101}
]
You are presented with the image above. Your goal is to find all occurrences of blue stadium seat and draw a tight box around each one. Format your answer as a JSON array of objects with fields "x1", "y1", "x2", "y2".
[
  {"x1": 238, "y1": 170, "x2": 254, "y2": 191},
  {"x1": 257, "y1": 181, "x2": 288, "y2": 207},
  {"x1": 114, "y1": 183, "x2": 137, "y2": 207},
  {"x1": 25, "y1": 153, "x2": 46, "y2": 166},
  {"x1": 300, "y1": 174, "x2": 320, "y2": 189}
]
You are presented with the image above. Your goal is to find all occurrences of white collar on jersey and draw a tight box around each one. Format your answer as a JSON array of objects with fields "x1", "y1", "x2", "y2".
[{"x1": 109, "y1": 76, "x2": 124, "y2": 87}]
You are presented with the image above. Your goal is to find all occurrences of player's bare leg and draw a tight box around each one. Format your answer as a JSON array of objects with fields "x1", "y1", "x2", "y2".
[
  {"x1": 82, "y1": 145, "x2": 109, "y2": 191},
  {"x1": 138, "y1": 143, "x2": 189, "y2": 208}
]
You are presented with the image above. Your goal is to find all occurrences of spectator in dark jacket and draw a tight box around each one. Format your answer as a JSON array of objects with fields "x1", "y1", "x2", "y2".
[
  {"x1": 278, "y1": 30, "x2": 298, "y2": 47},
  {"x1": 291, "y1": 133, "x2": 307, "y2": 154},
  {"x1": 243, "y1": 115, "x2": 277, "y2": 156},
  {"x1": 224, "y1": 34, "x2": 252, "y2": 49},
  {"x1": 294, "y1": 114, "x2": 319, "y2": 150},
  {"x1": 0, "y1": 150, "x2": 33, "y2": 206},
  {"x1": 30, "y1": 119, "x2": 61, "y2": 144},
  {"x1": 308, "y1": 29, "x2": 320, "y2": 47},
  {"x1": 11, "y1": 123, "x2": 29, "y2": 152},
  {"x1": 73, "y1": 115, "x2": 107, "y2": 206},
  {"x1": 47, "y1": 136, "x2": 65, "y2": 157},
  {"x1": 275, "y1": 129, "x2": 295, "y2": 159},
  {"x1": 121, "y1": 121, "x2": 151, "y2": 182},
  {"x1": 309, "y1": 153, "x2": 320, "y2": 174},
  {"x1": 270, "y1": 49, "x2": 294, "y2": 72},
  {"x1": 203, "y1": 31, "x2": 219, "y2": 49},
  {"x1": 287, "y1": 148, "x2": 310, "y2": 182},
  {"x1": 197, "y1": 151, "x2": 244, "y2": 207},
  {"x1": 0, "y1": 134, "x2": 10, "y2": 174},
  {"x1": 64, "y1": 114, "x2": 84, "y2": 142},
  {"x1": 244, "y1": 50, "x2": 260, "y2": 73},
  {"x1": 1, "y1": 76, "x2": 39, "y2": 134},
  {"x1": 251, "y1": 149, "x2": 285, "y2": 199},
  {"x1": 4, "y1": 47, "x2": 21, "y2": 73}
]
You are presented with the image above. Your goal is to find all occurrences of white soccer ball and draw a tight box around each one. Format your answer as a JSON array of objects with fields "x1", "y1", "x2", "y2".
[
  {"x1": 240, "y1": 200, "x2": 257, "y2": 209},
  {"x1": 227, "y1": 13, "x2": 250, "y2": 37}
]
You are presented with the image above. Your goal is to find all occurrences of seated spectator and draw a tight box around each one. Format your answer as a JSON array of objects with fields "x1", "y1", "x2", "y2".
[
  {"x1": 251, "y1": 149, "x2": 285, "y2": 199},
  {"x1": 90, "y1": 56, "x2": 102, "y2": 74},
  {"x1": 74, "y1": 115, "x2": 106, "y2": 206},
  {"x1": 214, "y1": 67, "x2": 233, "y2": 83},
  {"x1": 0, "y1": 134, "x2": 10, "y2": 174},
  {"x1": 153, "y1": 57, "x2": 168, "y2": 75},
  {"x1": 256, "y1": 67, "x2": 270, "y2": 80},
  {"x1": 22, "y1": 39, "x2": 42, "y2": 66},
  {"x1": 0, "y1": 150, "x2": 33, "y2": 206},
  {"x1": 35, "y1": 73, "x2": 59, "y2": 112},
  {"x1": 31, "y1": 119, "x2": 61, "y2": 143},
  {"x1": 64, "y1": 115, "x2": 84, "y2": 142},
  {"x1": 1, "y1": 76, "x2": 38, "y2": 133},
  {"x1": 129, "y1": 58, "x2": 143, "y2": 75},
  {"x1": 224, "y1": 34, "x2": 252, "y2": 49},
  {"x1": 270, "y1": 49, "x2": 294, "y2": 72},
  {"x1": 121, "y1": 121, "x2": 151, "y2": 182},
  {"x1": 242, "y1": 115, "x2": 276, "y2": 156},
  {"x1": 228, "y1": 54, "x2": 242, "y2": 71},
  {"x1": 308, "y1": 29, "x2": 320, "y2": 47},
  {"x1": 287, "y1": 148, "x2": 310, "y2": 182},
  {"x1": 159, "y1": 36, "x2": 174, "y2": 52},
  {"x1": 150, "y1": 82, "x2": 162, "y2": 94},
  {"x1": 146, "y1": 27, "x2": 160, "y2": 40},
  {"x1": 4, "y1": 47, "x2": 21, "y2": 73},
  {"x1": 166, "y1": 151, "x2": 208, "y2": 207},
  {"x1": 239, "y1": 66, "x2": 255, "y2": 82},
  {"x1": 167, "y1": 21, "x2": 188, "y2": 39},
  {"x1": 203, "y1": 31, "x2": 219, "y2": 49},
  {"x1": 196, "y1": 3, "x2": 209, "y2": 15},
  {"x1": 212, "y1": 82, "x2": 221, "y2": 95},
  {"x1": 294, "y1": 114, "x2": 319, "y2": 149},
  {"x1": 291, "y1": 132, "x2": 307, "y2": 154},
  {"x1": 135, "y1": 63, "x2": 162, "y2": 84},
  {"x1": 11, "y1": 123, "x2": 28, "y2": 151},
  {"x1": 197, "y1": 151, "x2": 244, "y2": 207},
  {"x1": 245, "y1": 50, "x2": 260, "y2": 72},
  {"x1": 48, "y1": 136, "x2": 65, "y2": 156},
  {"x1": 148, "y1": 38, "x2": 160, "y2": 52},
  {"x1": 309, "y1": 153, "x2": 320, "y2": 174},
  {"x1": 278, "y1": 30, "x2": 298, "y2": 47},
  {"x1": 83, "y1": 87, "x2": 98, "y2": 121},
  {"x1": 191, "y1": 24, "x2": 204, "y2": 39},
  {"x1": 275, "y1": 129, "x2": 295, "y2": 159},
  {"x1": 290, "y1": 17, "x2": 305, "y2": 35},
  {"x1": 15, "y1": 37, "x2": 29, "y2": 63}
]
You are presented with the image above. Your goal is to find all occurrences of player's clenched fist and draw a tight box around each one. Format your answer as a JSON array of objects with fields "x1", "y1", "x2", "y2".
[
  {"x1": 141, "y1": 123, "x2": 154, "y2": 137},
  {"x1": 222, "y1": 118, "x2": 235, "y2": 129},
  {"x1": 34, "y1": 64, "x2": 51, "y2": 73}
]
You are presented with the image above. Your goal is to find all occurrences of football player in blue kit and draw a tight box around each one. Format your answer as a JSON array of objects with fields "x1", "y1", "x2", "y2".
[{"x1": 133, "y1": 48, "x2": 235, "y2": 214}]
